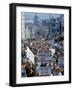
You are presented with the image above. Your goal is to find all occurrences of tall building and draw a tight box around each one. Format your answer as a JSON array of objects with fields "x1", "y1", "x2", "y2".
[
  {"x1": 34, "y1": 14, "x2": 39, "y2": 26},
  {"x1": 60, "y1": 14, "x2": 64, "y2": 32},
  {"x1": 21, "y1": 12, "x2": 26, "y2": 40},
  {"x1": 21, "y1": 13, "x2": 64, "y2": 41}
]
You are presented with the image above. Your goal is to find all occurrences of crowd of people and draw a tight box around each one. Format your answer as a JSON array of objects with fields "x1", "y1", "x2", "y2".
[{"x1": 21, "y1": 38, "x2": 64, "y2": 77}]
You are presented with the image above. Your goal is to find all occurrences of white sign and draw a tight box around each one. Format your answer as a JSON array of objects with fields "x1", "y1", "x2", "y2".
[{"x1": 26, "y1": 46, "x2": 34, "y2": 64}]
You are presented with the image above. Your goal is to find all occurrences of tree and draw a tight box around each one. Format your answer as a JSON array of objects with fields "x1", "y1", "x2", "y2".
[{"x1": 55, "y1": 34, "x2": 64, "y2": 42}]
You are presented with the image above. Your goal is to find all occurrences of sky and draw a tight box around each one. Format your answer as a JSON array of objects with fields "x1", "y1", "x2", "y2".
[{"x1": 21, "y1": 12, "x2": 63, "y2": 21}]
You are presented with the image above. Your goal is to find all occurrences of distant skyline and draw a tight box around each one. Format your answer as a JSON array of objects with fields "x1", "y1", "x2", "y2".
[{"x1": 21, "y1": 12, "x2": 63, "y2": 21}]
